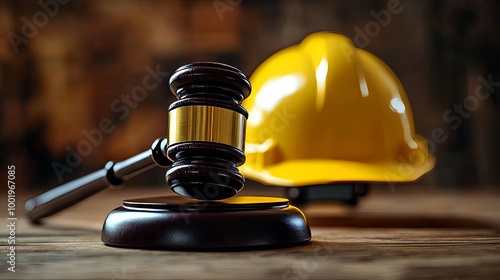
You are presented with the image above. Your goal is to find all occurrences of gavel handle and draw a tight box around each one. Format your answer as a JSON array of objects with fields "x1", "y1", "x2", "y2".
[{"x1": 25, "y1": 138, "x2": 171, "y2": 222}]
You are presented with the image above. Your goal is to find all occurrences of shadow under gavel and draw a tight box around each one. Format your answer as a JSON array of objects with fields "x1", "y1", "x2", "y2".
[{"x1": 24, "y1": 137, "x2": 172, "y2": 222}]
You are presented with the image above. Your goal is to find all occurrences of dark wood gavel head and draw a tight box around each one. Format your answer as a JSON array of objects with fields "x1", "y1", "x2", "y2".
[{"x1": 166, "y1": 62, "x2": 251, "y2": 200}]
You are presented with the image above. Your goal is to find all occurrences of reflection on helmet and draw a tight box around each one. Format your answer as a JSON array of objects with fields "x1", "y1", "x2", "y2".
[{"x1": 241, "y1": 32, "x2": 435, "y2": 187}]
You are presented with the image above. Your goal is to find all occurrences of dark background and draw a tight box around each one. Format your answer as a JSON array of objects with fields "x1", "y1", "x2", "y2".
[{"x1": 1, "y1": 0, "x2": 499, "y2": 192}]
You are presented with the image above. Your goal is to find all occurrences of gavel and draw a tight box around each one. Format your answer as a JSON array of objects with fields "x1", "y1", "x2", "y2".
[
  {"x1": 25, "y1": 62, "x2": 250, "y2": 222},
  {"x1": 26, "y1": 62, "x2": 310, "y2": 249}
]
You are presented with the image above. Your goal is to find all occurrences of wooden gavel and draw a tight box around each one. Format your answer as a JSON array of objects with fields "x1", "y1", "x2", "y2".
[
  {"x1": 26, "y1": 61, "x2": 311, "y2": 250},
  {"x1": 25, "y1": 62, "x2": 251, "y2": 222}
]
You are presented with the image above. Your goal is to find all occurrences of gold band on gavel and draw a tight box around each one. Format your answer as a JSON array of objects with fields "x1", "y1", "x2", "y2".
[{"x1": 168, "y1": 105, "x2": 246, "y2": 150}]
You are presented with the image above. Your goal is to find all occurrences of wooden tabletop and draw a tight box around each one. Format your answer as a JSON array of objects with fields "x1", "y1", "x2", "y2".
[{"x1": 1, "y1": 184, "x2": 500, "y2": 279}]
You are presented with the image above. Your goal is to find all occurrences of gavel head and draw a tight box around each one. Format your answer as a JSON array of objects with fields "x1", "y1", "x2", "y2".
[{"x1": 166, "y1": 62, "x2": 251, "y2": 201}]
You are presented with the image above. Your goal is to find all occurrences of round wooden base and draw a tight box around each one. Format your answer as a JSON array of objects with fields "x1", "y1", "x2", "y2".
[{"x1": 101, "y1": 196, "x2": 311, "y2": 250}]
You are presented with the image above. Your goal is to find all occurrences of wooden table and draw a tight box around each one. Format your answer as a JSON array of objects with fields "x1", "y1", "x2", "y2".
[{"x1": 2, "y1": 184, "x2": 500, "y2": 279}]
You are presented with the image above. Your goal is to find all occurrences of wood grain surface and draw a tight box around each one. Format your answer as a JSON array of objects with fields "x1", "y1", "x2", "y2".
[{"x1": 1, "y1": 184, "x2": 500, "y2": 279}]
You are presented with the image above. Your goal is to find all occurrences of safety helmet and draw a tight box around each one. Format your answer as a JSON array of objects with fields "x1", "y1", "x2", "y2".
[{"x1": 240, "y1": 32, "x2": 435, "y2": 187}]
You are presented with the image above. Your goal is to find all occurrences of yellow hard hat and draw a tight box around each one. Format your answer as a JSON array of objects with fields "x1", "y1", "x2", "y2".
[{"x1": 241, "y1": 32, "x2": 435, "y2": 187}]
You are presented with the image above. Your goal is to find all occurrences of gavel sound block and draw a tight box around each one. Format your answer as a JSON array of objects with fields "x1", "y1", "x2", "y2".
[{"x1": 26, "y1": 62, "x2": 311, "y2": 250}]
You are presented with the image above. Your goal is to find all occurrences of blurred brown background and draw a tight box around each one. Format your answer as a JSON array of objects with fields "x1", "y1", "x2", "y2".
[{"x1": 1, "y1": 0, "x2": 499, "y2": 191}]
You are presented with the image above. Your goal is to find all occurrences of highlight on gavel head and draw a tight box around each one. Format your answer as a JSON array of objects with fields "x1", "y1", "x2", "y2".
[{"x1": 166, "y1": 62, "x2": 251, "y2": 201}]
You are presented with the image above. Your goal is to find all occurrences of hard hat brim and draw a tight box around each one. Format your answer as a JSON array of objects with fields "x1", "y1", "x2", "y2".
[{"x1": 240, "y1": 155, "x2": 435, "y2": 187}]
